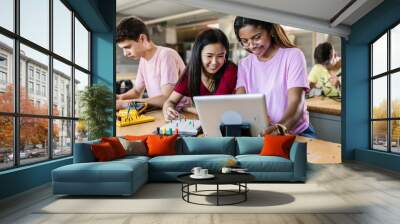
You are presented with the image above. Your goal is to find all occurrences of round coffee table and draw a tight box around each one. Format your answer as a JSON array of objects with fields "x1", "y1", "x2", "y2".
[{"x1": 177, "y1": 173, "x2": 255, "y2": 206}]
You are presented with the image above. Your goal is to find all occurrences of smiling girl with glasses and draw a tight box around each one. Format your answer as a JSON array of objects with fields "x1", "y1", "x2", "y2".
[{"x1": 234, "y1": 17, "x2": 316, "y2": 138}]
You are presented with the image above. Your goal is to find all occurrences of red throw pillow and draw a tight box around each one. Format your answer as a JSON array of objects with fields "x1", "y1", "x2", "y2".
[
  {"x1": 260, "y1": 135, "x2": 296, "y2": 159},
  {"x1": 101, "y1": 137, "x2": 126, "y2": 158},
  {"x1": 146, "y1": 134, "x2": 178, "y2": 157},
  {"x1": 91, "y1": 142, "x2": 117, "y2": 161}
]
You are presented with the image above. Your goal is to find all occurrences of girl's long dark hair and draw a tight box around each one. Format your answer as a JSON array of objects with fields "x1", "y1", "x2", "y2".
[
  {"x1": 233, "y1": 17, "x2": 295, "y2": 49},
  {"x1": 184, "y1": 28, "x2": 230, "y2": 97}
]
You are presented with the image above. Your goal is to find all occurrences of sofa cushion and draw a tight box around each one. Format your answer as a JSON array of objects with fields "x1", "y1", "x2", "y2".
[
  {"x1": 91, "y1": 142, "x2": 118, "y2": 161},
  {"x1": 116, "y1": 155, "x2": 150, "y2": 163},
  {"x1": 260, "y1": 135, "x2": 296, "y2": 159},
  {"x1": 179, "y1": 137, "x2": 235, "y2": 155},
  {"x1": 148, "y1": 154, "x2": 235, "y2": 172},
  {"x1": 119, "y1": 138, "x2": 147, "y2": 156},
  {"x1": 124, "y1": 135, "x2": 150, "y2": 142},
  {"x1": 236, "y1": 155, "x2": 293, "y2": 172},
  {"x1": 52, "y1": 159, "x2": 147, "y2": 183},
  {"x1": 236, "y1": 137, "x2": 263, "y2": 155},
  {"x1": 73, "y1": 139, "x2": 100, "y2": 163},
  {"x1": 101, "y1": 137, "x2": 127, "y2": 158},
  {"x1": 147, "y1": 134, "x2": 178, "y2": 157}
]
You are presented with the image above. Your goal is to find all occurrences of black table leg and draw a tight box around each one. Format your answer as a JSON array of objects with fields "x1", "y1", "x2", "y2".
[
  {"x1": 187, "y1": 184, "x2": 190, "y2": 202},
  {"x1": 245, "y1": 183, "x2": 247, "y2": 201},
  {"x1": 217, "y1": 184, "x2": 219, "y2": 206}
]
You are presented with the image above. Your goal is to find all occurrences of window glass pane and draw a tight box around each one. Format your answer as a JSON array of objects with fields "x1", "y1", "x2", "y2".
[
  {"x1": 391, "y1": 24, "x2": 400, "y2": 70},
  {"x1": 20, "y1": 0, "x2": 49, "y2": 49},
  {"x1": 53, "y1": 119, "x2": 72, "y2": 158},
  {"x1": 20, "y1": 44, "x2": 49, "y2": 115},
  {"x1": 0, "y1": 0, "x2": 14, "y2": 31},
  {"x1": 74, "y1": 69, "x2": 89, "y2": 118},
  {"x1": 391, "y1": 72, "x2": 400, "y2": 118},
  {"x1": 53, "y1": 59, "x2": 72, "y2": 117},
  {"x1": 20, "y1": 117, "x2": 49, "y2": 165},
  {"x1": 372, "y1": 121, "x2": 388, "y2": 151},
  {"x1": 0, "y1": 116, "x2": 13, "y2": 170},
  {"x1": 75, "y1": 18, "x2": 89, "y2": 70},
  {"x1": 391, "y1": 120, "x2": 400, "y2": 153},
  {"x1": 372, "y1": 76, "x2": 387, "y2": 119},
  {"x1": 372, "y1": 33, "x2": 387, "y2": 76},
  {"x1": 75, "y1": 120, "x2": 88, "y2": 143},
  {"x1": 53, "y1": 0, "x2": 72, "y2": 60},
  {"x1": 0, "y1": 35, "x2": 14, "y2": 113}
]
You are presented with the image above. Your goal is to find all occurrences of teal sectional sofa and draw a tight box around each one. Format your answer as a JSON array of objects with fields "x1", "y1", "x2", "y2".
[{"x1": 52, "y1": 137, "x2": 307, "y2": 196}]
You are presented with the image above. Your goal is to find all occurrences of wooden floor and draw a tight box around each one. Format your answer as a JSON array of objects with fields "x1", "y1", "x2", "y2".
[{"x1": 1, "y1": 162, "x2": 400, "y2": 224}]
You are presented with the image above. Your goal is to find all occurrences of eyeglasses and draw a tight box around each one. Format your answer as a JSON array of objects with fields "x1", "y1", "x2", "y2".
[{"x1": 240, "y1": 32, "x2": 263, "y2": 47}]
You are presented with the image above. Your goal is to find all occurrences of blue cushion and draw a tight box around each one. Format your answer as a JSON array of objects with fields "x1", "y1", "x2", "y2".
[
  {"x1": 117, "y1": 155, "x2": 150, "y2": 162},
  {"x1": 52, "y1": 158, "x2": 148, "y2": 195},
  {"x1": 179, "y1": 137, "x2": 235, "y2": 155},
  {"x1": 235, "y1": 137, "x2": 263, "y2": 155},
  {"x1": 236, "y1": 155, "x2": 293, "y2": 172},
  {"x1": 149, "y1": 154, "x2": 235, "y2": 172},
  {"x1": 52, "y1": 159, "x2": 146, "y2": 183},
  {"x1": 73, "y1": 139, "x2": 100, "y2": 163}
]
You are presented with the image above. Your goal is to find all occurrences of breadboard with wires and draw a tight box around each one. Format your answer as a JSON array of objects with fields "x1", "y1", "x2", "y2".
[
  {"x1": 159, "y1": 119, "x2": 201, "y2": 136},
  {"x1": 117, "y1": 109, "x2": 155, "y2": 127}
]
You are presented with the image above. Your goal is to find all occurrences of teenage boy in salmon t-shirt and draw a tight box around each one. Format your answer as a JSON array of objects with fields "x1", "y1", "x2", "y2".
[{"x1": 116, "y1": 17, "x2": 186, "y2": 110}]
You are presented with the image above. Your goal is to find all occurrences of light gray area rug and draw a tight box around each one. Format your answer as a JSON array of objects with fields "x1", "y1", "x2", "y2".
[{"x1": 38, "y1": 183, "x2": 361, "y2": 214}]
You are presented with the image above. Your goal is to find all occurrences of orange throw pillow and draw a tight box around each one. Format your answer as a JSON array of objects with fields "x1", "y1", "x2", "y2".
[
  {"x1": 91, "y1": 142, "x2": 117, "y2": 161},
  {"x1": 146, "y1": 134, "x2": 178, "y2": 157},
  {"x1": 260, "y1": 135, "x2": 296, "y2": 159},
  {"x1": 101, "y1": 137, "x2": 126, "y2": 158}
]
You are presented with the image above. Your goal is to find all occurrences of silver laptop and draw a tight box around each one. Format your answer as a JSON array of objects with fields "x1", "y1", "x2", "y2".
[{"x1": 193, "y1": 94, "x2": 269, "y2": 137}]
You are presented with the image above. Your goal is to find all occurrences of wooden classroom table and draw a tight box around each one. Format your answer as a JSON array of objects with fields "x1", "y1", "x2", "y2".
[
  {"x1": 116, "y1": 110, "x2": 341, "y2": 164},
  {"x1": 306, "y1": 96, "x2": 341, "y2": 116}
]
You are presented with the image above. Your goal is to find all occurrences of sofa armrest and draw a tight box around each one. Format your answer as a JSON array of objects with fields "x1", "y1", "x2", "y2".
[
  {"x1": 289, "y1": 141, "x2": 307, "y2": 181},
  {"x1": 73, "y1": 140, "x2": 100, "y2": 163}
]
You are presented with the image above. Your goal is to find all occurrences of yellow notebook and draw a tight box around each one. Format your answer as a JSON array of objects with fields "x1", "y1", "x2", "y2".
[{"x1": 117, "y1": 109, "x2": 155, "y2": 127}]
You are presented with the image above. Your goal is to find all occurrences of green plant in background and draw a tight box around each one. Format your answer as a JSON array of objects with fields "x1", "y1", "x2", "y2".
[{"x1": 79, "y1": 84, "x2": 113, "y2": 140}]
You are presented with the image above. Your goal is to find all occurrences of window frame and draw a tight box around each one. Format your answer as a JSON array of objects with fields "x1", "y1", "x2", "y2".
[
  {"x1": 0, "y1": 0, "x2": 92, "y2": 171},
  {"x1": 370, "y1": 20, "x2": 400, "y2": 154}
]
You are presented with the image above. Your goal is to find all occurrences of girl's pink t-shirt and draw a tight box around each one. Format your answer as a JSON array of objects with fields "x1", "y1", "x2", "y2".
[{"x1": 236, "y1": 47, "x2": 310, "y2": 134}]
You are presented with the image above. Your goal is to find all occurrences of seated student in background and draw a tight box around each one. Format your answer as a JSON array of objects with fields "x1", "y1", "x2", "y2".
[
  {"x1": 116, "y1": 17, "x2": 187, "y2": 110},
  {"x1": 308, "y1": 42, "x2": 341, "y2": 97},
  {"x1": 163, "y1": 28, "x2": 237, "y2": 121},
  {"x1": 233, "y1": 16, "x2": 316, "y2": 138}
]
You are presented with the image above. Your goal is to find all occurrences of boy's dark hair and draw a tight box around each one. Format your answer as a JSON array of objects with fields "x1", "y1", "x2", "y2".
[
  {"x1": 314, "y1": 42, "x2": 333, "y2": 65},
  {"x1": 116, "y1": 17, "x2": 150, "y2": 43}
]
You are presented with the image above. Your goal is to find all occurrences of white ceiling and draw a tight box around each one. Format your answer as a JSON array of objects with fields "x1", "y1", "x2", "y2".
[
  {"x1": 116, "y1": 0, "x2": 384, "y2": 37},
  {"x1": 117, "y1": 0, "x2": 199, "y2": 19},
  {"x1": 226, "y1": 0, "x2": 352, "y2": 24}
]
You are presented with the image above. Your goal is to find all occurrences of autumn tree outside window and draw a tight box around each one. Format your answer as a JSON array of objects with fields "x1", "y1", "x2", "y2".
[
  {"x1": 370, "y1": 23, "x2": 400, "y2": 154},
  {"x1": 0, "y1": 0, "x2": 91, "y2": 170}
]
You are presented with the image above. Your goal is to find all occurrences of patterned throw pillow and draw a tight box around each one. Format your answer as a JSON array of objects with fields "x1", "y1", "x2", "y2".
[{"x1": 118, "y1": 137, "x2": 147, "y2": 156}]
